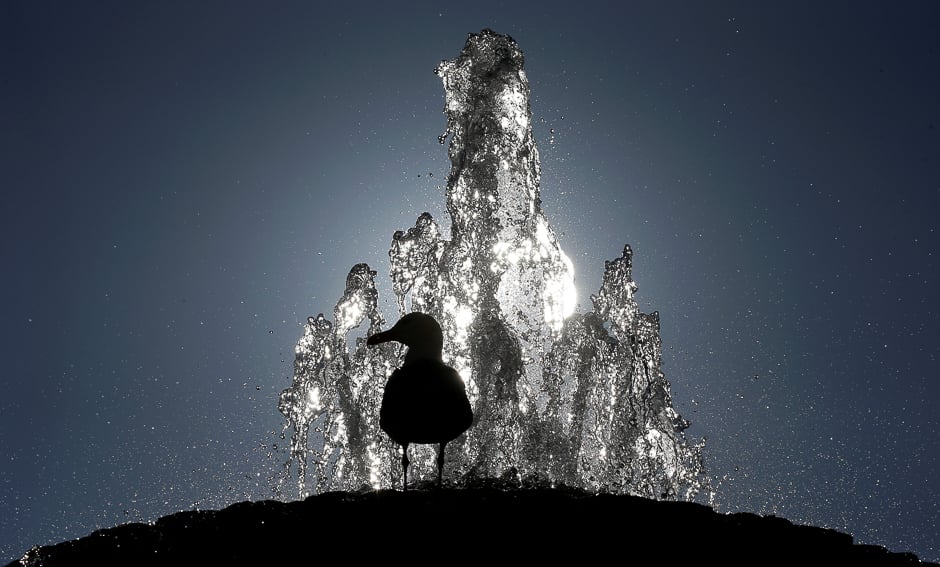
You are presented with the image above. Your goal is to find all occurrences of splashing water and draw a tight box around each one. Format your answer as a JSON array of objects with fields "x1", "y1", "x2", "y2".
[{"x1": 279, "y1": 29, "x2": 709, "y2": 501}]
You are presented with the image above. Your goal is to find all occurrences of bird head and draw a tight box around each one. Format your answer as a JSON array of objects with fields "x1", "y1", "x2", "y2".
[{"x1": 367, "y1": 312, "x2": 444, "y2": 363}]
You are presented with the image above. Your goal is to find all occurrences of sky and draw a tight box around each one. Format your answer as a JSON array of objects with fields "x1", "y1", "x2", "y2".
[{"x1": 2, "y1": 0, "x2": 938, "y2": 562}]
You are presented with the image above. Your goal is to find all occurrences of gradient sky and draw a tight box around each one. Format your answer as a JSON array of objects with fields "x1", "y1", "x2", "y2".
[{"x1": 2, "y1": 1, "x2": 938, "y2": 562}]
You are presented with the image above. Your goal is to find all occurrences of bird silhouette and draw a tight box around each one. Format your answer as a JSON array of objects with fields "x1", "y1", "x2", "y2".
[{"x1": 367, "y1": 312, "x2": 473, "y2": 490}]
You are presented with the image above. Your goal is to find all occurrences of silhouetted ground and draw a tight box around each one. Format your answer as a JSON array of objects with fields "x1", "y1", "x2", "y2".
[{"x1": 6, "y1": 485, "x2": 934, "y2": 566}]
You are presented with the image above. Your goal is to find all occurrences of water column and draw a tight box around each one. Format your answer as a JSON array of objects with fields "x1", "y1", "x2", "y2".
[{"x1": 280, "y1": 30, "x2": 709, "y2": 500}]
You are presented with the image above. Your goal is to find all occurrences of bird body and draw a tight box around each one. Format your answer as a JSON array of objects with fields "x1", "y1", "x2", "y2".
[
  {"x1": 367, "y1": 312, "x2": 473, "y2": 489},
  {"x1": 380, "y1": 359, "x2": 472, "y2": 446}
]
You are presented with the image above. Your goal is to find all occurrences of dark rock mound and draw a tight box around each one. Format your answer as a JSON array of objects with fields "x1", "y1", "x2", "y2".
[{"x1": 7, "y1": 487, "x2": 933, "y2": 566}]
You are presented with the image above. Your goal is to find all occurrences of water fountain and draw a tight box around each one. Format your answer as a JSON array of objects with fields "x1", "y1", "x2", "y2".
[{"x1": 279, "y1": 29, "x2": 709, "y2": 501}]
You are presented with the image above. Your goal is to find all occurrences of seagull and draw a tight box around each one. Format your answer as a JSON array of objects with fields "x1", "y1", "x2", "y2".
[{"x1": 367, "y1": 312, "x2": 473, "y2": 490}]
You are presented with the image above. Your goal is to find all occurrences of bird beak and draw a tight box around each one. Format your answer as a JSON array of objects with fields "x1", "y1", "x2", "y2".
[{"x1": 367, "y1": 329, "x2": 394, "y2": 346}]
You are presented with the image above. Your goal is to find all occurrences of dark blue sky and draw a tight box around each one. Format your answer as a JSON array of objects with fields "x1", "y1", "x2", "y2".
[{"x1": 2, "y1": 1, "x2": 938, "y2": 562}]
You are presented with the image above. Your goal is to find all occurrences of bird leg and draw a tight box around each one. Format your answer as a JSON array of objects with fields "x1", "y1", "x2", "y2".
[
  {"x1": 401, "y1": 443, "x2": 410, "y2": 492},
  {"x1": 437, "y1": 442, "x2": 446, "y2": 488}
]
